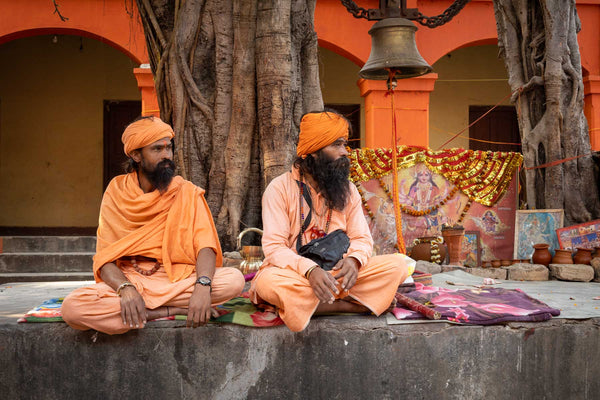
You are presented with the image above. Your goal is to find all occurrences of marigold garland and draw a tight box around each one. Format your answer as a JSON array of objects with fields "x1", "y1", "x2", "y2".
[{"x1": 350, "y1": 147, "x2": 522, "y2": 207}]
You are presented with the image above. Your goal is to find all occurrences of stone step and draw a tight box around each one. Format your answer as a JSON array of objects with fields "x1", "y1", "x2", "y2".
[
  {"x1": 0, "y1": 236, "x2": 96, "y2": 253},
  {"x1": 0, "y1": 253, "x2": 94, "y2": 273},
  {"x1": 0, "y1": 272, "x2": 95, "y2": 284}
]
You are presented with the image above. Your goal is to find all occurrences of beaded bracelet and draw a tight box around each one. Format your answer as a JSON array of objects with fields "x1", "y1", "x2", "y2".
[{"x1": 116, "y1": 281, "x2": 135, "y2": 297}]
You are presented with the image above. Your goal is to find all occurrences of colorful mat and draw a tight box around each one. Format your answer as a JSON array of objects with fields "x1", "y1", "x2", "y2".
[
  {"x1": 392, "y1": 282, "x2": 560, "y2": 324},
  {"x1": 18, "y1": 293, "x2": 284, "y2": 327}
]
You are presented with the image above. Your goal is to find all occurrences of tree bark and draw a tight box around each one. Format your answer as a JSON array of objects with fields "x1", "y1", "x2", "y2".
[
  {"x1": 493, "y1": 0, "x2": 600, "y2": 224},
  {"x1": 136, "y1": 0, "x2": 322, "y2": 249}
]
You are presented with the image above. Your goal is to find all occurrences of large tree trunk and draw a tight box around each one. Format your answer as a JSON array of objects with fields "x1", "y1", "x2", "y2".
[
  {"x1": 493, "y1": 0, "x2": 600, "y2": 224},
  {"x1": 136, "y1": 0, "x2": 323, "y2": 249}
]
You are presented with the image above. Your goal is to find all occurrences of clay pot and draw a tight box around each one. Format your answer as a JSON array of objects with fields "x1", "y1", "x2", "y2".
[
  {"x1": 501, "y1": 260, "x2": 512, "y2": 267},
  {"x1": 409, "y1": 237, "x2": 447, "y2": 264},
  {"x1": 482, "y1": 261, "x2": 492, "y2": 269},
  {"x1": 441, "y1": 228, "x2": 464, "y2": 265},
  {"x1": 491, "y1": 260, "x2": 501, "y2": 268},
  {"x1": 552, "y1": 249, "x2": 574, "y2": 264},
  {"x1": 573, "y1": 247, "x2": 593, "y2": 265},
  {"x1": 531, "y1": 243, "x2": 552, "y2": 266}
]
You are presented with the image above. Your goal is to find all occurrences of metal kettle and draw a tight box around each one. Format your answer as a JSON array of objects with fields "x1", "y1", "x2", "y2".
[{"x1": 236, "y1": 227, "x2": 264, "y2": 274}]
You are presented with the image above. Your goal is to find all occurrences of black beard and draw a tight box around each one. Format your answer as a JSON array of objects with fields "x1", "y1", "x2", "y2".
[
  {"x1": 141, "y1": 159, "x2": 176, "y2": 194},
  {"x1": 303, "y1": 151, "x2": 351, "y2": 211}
]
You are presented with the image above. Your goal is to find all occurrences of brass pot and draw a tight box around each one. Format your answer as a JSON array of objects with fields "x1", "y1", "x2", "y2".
[{"x1": 237, "y1": 227, "x2": 264, "y2": 274}]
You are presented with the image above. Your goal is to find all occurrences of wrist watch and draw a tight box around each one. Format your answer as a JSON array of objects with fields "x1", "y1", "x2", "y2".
[{"x1": 195, "y1": 275, "x2": 212, "y2": 289}]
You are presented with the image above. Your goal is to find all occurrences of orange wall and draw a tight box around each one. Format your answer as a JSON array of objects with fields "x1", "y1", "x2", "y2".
[
  {"x1": 315, "y1": 0, "x2": 600, "y2": 150},
  {"x1": 316, "y1": 0, "x2": 599, "y2": 72},
  {"x1": 1, "y1": 0, "x2": 599, "y2": 150},
  {"x1": 0, "y1": 0, "x2": 148, "y2": 64}
]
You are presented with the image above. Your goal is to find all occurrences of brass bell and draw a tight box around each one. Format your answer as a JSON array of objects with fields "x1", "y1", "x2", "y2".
[{"x1": 359, "y1": 17, "x2": 433, "y2": 80}]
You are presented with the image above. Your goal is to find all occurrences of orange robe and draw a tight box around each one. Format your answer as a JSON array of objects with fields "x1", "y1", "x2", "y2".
[
  {"x1": 250, "y1": 168, "x2": 409, "y2": 332},
  {"x1": 62, "y1": 172, "x2": 244, "y2": 334}
]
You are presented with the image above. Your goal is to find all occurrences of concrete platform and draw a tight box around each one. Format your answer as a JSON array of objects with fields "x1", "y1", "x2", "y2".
[{"x1": 2, "y1": 281, "x2": 600, "y2": 399}]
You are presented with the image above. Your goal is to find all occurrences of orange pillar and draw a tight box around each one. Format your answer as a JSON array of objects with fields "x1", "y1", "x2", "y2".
[
  {"x1": 584, "y1": 75, "x2": 600, "y2": 151},
  {"x1": 133, "y1": 66, "x2": 160, "y2": 117},
  {"x1": 358, "y1": 74, "x2": 437, "y2": 149}
]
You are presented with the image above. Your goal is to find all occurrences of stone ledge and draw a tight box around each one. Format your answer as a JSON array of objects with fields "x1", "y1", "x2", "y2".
[
  {"x1": 2, "y1": 317, "x2": 600, "y2": 399},
  {"x1": 549, "y1": 264, "x2": 595, "y2": 282},
  {"x1": 505, "y1": 263, "x2": 549, "y2": 281}
]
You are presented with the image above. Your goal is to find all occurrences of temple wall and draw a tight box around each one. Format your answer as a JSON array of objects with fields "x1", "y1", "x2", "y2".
[
  {"x1": 0, "y1": 35, "x2": 140, "y2": 227},
  {"x1": 318, "y1": 47, "x2": 365, "y2": 143},
  {"x1": 429, "y1": 45, "x2": 512, "y2": 150}
]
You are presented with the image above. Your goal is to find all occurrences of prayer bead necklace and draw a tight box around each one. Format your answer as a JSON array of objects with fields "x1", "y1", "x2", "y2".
[{"x1": 130, "y1": 257, "x2": 161, "y2": 276}]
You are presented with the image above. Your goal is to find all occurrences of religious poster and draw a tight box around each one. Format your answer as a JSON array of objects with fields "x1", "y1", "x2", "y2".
[
  {"x1": 556, "y1": 219, "x2": 600, "y2": 250},
  {"x1": 461, "y1": 231, "x2": 481, "y2": 267},
  {"x1": 350, "y1": 147, "x2": 522, "y2": 262},
  {"x1": 513, "y1": 209, "x2": 564, "y2": 258}
]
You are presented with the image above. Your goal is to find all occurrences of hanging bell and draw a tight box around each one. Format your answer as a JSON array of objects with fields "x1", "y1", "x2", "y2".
[{"x1": 359, "y1": 18, "x2": 433, "y2": 80}]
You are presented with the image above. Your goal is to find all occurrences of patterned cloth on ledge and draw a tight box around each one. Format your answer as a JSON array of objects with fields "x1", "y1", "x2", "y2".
[
  {"x1": 393, "y1": 282, "x2": 560, "y2": 324},
  {"x1": 18, "y1": 293, "x2": 284, "y2": 327}
]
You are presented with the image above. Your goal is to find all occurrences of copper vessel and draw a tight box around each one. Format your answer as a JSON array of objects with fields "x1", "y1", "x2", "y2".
[{"x1": 551, "y1": 249, "x2": 574, "y2": 265}]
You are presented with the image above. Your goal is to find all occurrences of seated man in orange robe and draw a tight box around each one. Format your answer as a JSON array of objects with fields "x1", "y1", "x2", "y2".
[
  {"x1": 62, "y1": 117, "x2": 244, "y2": 335},
  {"x1": 250, "y1": 111, "x2": 410, "y2": 332}
]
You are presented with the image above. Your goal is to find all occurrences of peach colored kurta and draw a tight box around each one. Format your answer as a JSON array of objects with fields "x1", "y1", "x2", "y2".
[
  {"x1": 62, "y1": 173, "x2": 244, "y2": 334},
  {"x1": 250, "y1": 168, "x2": 409, "y2": 332}
]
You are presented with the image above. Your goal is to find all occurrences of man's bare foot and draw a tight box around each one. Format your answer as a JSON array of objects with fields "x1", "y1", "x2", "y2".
[
  {"x1": 146, "y1": 306, "x2": 220, "y2": 321},
  {"x1": 385, "y1": 297, "x2": 398, "y2": 313},
  {"x1": 315, "y1": 299, "x2": 369, "y2": 314},
  {"x1": 146, "y1": 306, "x2": 187, "y2": 320}
]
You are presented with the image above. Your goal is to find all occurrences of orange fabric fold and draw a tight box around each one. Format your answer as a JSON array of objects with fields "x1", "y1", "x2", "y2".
[
  {"x1": 92, "y1": 172, "x2": 222, "y2": 283},
  {"x1": 122, "y1": 117, "x2": 175, "y2": 156},
  {"x1": 296, "y1": 111, "x2": 349, "y2": 156}
]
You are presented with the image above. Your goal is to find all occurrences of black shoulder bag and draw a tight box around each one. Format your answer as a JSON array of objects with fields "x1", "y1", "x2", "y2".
[{"x1": 296, "y1": 181, "x2": 350, "y2": 271}]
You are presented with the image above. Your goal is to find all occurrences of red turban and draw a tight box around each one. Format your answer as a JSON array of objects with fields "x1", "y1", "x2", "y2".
[
  {"x1": 121, "y1": 117, "x2": 175, "y2": 156},
  {"x1": 296, "y1": 112, "x2": 349, "y2": 157}
]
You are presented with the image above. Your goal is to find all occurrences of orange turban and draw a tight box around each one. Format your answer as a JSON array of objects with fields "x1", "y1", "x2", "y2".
[
  {"x1": 121, "y1": 117, "x2": 175, "y2": 156},
  {"x1": 297, "y1": 111, "x2": 349, "y2": 157}
]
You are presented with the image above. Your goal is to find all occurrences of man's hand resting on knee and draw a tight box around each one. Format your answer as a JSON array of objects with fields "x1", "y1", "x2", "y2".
[
  {"x1": 99, "y1": 262, "x2": 147, "y2": 328},
  {"x1": 187, "y1": 285, "x2": 218, "y2": 328},
  {"x1": 308, "y1": 267, "x2": 339, "y2": 304},
  {"x1": 332, "y1": 257, "x2": 360, "y2": 291},
  {"x1": 119, "y1": 286, "x2": 147, "y2": 328}
]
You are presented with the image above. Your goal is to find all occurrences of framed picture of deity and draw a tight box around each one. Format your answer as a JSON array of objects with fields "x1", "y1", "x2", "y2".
[
  {"x1": 460, "y1": 230, "x2": 481, "y2": 268},
  {"x1": 351, "y1": 147, "x2": 522, "y2": 259},
  {"x1": 556, "y1": 219, "x2": 600, "y2": 250},
  {"x1": 513, "y1": 209, "x2": 564, "y2": 259}
]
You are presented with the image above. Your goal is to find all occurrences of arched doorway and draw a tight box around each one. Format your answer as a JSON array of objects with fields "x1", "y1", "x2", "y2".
[
  {"x1": 429, "y1": 44, "x2": 517, "y2": 151},
  {"x1": 0, "y1": 34, "x2": 141, "y2": 233}
]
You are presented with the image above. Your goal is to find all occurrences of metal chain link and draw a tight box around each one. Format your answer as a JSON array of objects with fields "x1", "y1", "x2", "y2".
[
  {"x1": 340, "y1": 0, "x2": 471, "y2": 27},
  {"x1": 414, "y1": 0, "x2": 471, "y2": 28},
  {"x1": 340, "y1": 0, "x2": 369, "y2": 19}
]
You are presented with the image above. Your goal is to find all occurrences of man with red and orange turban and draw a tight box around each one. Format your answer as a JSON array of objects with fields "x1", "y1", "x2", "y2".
[
  {"x1": 250, "y1": 110, "x2": 410, "y2": 332},
  {"x1": 61, "y1": 116, "x2": 244, "y2": 334}
]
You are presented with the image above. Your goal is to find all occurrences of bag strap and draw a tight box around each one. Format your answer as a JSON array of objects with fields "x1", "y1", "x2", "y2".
[{"x1": 296, "y1": 180, "x2": 313, "y2": 251}]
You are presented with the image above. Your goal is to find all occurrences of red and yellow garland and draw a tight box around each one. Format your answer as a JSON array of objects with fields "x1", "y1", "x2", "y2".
[{"x1": 350, "y1": 146, "x2": 522, "y2": 207}]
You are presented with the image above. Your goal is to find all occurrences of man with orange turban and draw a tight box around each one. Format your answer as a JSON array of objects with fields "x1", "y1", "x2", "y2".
[
  {"x1": 62, "y1": 116, "x2": 244, "y2": 335},
  {"x1": 250, "y1": 110, "x2": 411, "y2": 332}
]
